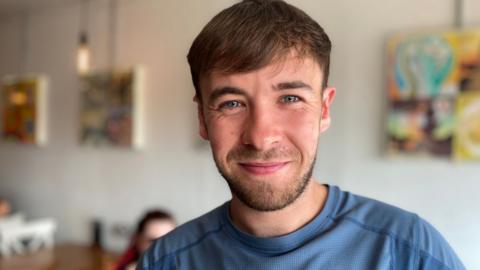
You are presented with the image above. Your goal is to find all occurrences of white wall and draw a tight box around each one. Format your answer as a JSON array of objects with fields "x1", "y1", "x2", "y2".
[{"x1": 0, "y1": 0, "x2": 478, "y2": 268}]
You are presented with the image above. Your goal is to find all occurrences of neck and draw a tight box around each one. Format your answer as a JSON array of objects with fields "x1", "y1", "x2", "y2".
[{"x1": 229, "y1": 180, "x2": 328, "y2": 237}]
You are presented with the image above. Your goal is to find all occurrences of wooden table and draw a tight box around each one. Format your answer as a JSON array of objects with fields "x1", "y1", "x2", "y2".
[{"x1": 0, "y1": 243, "x2": 119, "y2": 270}]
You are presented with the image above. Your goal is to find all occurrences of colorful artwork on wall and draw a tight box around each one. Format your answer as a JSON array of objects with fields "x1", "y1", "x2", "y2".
[
  {"x1": 1, "y1": 75, "x2": 47, "y2": 145},
  {"x1": 386, "y1": 30, "x2": 480, "y2": 159},
  {"x1": 79, "y1": 68, "x2": 143, "y2": 148},
  {"x1": 387, "y1": 98, "x2": 455, "y2": 157},
  {"x1": 454, "y1": 91, "x2": 480, "y2": 160}
]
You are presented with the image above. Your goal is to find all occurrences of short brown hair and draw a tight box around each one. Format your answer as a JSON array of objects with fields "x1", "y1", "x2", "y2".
[{"x1": 187, "y1": 0, "x2": 332, "y2": 100}]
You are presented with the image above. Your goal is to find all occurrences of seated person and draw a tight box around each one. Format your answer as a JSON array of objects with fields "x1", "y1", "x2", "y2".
[
  {"x1": 0, "y1": 198, "x2": 11, "y2": 218},
  {"x1": 114, "y1": 210, "x2": 175, "y2": 270}
]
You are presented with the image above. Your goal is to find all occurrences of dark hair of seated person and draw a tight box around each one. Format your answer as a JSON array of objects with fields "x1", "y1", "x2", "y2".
[{"x1": 114, "y1": 209, "x2": 175, "y2": 270}]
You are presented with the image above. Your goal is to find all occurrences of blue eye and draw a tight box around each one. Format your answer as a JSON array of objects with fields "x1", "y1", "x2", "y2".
[
  {"x1": 220, "y1": 100, "x2": 242, "y2": 109},
  {"x1": 281, "y1": 95, "x2": 300, "y2": 103}
]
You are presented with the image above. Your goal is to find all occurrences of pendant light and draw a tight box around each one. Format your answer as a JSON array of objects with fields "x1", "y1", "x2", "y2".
[{"x1": 77, "y1": 0, "x2": 90, "y2": 75}]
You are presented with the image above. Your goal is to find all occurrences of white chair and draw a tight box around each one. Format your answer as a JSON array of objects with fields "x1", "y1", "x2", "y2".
[
  {"x1": 0, "y1": 213, "x2": 25, "y2": 229},
  {"x1": 0, "y1": 213, "x2": 26, "y2": 256},
  {"x1": 0, "y1": 215, "x2": 57, "y2": 257}
]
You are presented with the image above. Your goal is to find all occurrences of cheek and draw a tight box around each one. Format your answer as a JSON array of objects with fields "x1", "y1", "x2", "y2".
[
  {"x1": 284, "y1": 110, "x2": 320, "y2": 152},
  {"x1": 208, "y1": 118, "x2": 243, "y2": 157}
]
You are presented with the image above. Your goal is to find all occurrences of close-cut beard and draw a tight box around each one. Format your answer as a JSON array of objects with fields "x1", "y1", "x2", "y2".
[{"x1": 214, "y1": 146, "x2": 316, "y2": 212}]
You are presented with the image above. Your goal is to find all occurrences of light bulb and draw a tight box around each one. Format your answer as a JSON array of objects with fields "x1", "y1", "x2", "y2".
[{"x1": 77, "y1": 33, "x2": 90, "y2": 75}]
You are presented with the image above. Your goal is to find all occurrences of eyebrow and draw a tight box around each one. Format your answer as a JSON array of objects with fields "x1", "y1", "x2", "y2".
[
  {"x1": 275, "y1": 81, "x2": 313, "y2": 91},
  {"x1": 207, "y1": 81, "x2": 313, "y2": 104},
  {"x1": 208, "y1": 86, "x2": 246, "y2": 105}
]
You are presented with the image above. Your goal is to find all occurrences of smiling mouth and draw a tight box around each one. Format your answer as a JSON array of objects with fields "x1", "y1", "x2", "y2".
[{"x1": 238, "y1": 162, "x2": 289, "y2": 175}]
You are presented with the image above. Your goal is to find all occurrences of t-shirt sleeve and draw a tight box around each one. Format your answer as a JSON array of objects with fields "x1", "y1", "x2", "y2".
[
  {"x1": 415, "y1": 216, "x2": 465, "y2": 270},
  {"x1": 136, "y1": 250, "x2": 151, "y2": 270},
  {"x1": 136, "y1": 240, "x2": 177, "y2": 270}
]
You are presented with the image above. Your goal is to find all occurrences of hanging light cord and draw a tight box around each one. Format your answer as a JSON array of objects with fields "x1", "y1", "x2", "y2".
[
  {"x1": 108, "y1": 0, "x2": 118, "y2": 69},
  {"x1": 80, "y1": 0, "x2": 90, "y2": 38},
  {"x1": 454, "y1": 0, "x2": 465, "y2": 29}
]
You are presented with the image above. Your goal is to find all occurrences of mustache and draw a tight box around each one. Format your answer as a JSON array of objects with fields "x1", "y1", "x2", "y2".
[{"x1": 227, "y1": 146, "x2": 298, "y2": 162}]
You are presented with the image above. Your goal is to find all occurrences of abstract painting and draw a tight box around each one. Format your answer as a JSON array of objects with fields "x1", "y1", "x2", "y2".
[
  {"x1": 454, "y1": 91, "x2": 480, "y2": 160},
  {"x1": 1, "y1": 75, "x2": 47, "y2": 145},
  {"x1": 387, "y1": 98, "x2": 455, "y2": 156},
  {"x1": 386, "y1": 30, "x2": 480, "y2": 158},
  {"x1": 79, "y1": 68, "x2": 142, "y2": 148}
]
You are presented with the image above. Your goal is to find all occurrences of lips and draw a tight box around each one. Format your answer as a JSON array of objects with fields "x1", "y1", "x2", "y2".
[{"x1": 238, "y1": 162, "x2": 289, "y2": 175}]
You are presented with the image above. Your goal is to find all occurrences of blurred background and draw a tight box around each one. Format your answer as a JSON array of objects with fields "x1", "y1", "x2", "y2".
[{"x1": 0, "y1": 0, "x2": 479, "y2": 269}]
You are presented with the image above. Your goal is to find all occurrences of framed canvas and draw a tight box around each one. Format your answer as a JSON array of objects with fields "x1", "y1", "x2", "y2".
[
  {"x1": 1, "y1": 75, "x2": 47, "y2": 145},
  {"x1": 386, "y1": 29, "x2": 480, "y2": 159},
  {"x1": 454, "y1": 91, "x2": 480, "y2": 160},
  {"x1": 79, "y1": 67, "x2": 143, "y2": 148}
]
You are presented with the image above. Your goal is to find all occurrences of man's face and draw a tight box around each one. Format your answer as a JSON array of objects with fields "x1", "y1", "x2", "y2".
[{"x1": 198, "y1": 54, "x2": 335, "y2": 211}]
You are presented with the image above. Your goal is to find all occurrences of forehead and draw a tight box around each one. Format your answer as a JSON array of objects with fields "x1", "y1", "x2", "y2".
[
  {"x1": 200, "y1": 55, "x2": 323, "y2": 96},
  {"x1": 143, "y1": 219, "x2": 175, "y2": 238}
]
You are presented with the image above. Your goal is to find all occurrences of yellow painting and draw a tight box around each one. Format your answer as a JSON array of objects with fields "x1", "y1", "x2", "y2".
[
  {"x1": 454, "y1": 91, "x2": 480, "y2": 160},
  {"x1": 1, "y1": 76, "x2": 47, "y2": 145}
]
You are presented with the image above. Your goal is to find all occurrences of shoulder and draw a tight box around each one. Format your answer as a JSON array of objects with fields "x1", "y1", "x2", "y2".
[
  {"x1": 328, "y1": 186, "x2": 418, "y2": 238},
  {"x1": 138, "y1": 203, "x2": 227, "y2": 270},
  {"x1": 327, "y1": 186, "x2": 465, "y2": 269}
]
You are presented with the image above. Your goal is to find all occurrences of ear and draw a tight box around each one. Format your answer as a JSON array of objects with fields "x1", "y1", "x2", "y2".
[
  {"x1": 319, "y1": 87, "x2": 336, "y2": 133},
  {"x1": 195, "y1": 95, "x2": 209, "y2": 140}
]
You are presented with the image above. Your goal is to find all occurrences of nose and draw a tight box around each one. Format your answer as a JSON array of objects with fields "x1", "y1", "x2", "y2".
[{"x1": 241, "y1": 103, "x2": 282, "y2": 150}]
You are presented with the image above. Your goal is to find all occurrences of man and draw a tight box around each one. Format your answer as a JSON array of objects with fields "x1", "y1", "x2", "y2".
[{"x1": 139, "y1": 1, "x2": 465, "y2": 269}]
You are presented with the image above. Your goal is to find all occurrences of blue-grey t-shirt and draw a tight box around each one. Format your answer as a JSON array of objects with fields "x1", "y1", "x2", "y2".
[{"x1": 139, "y1": 185, "x2": 465, "y2": 269}]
